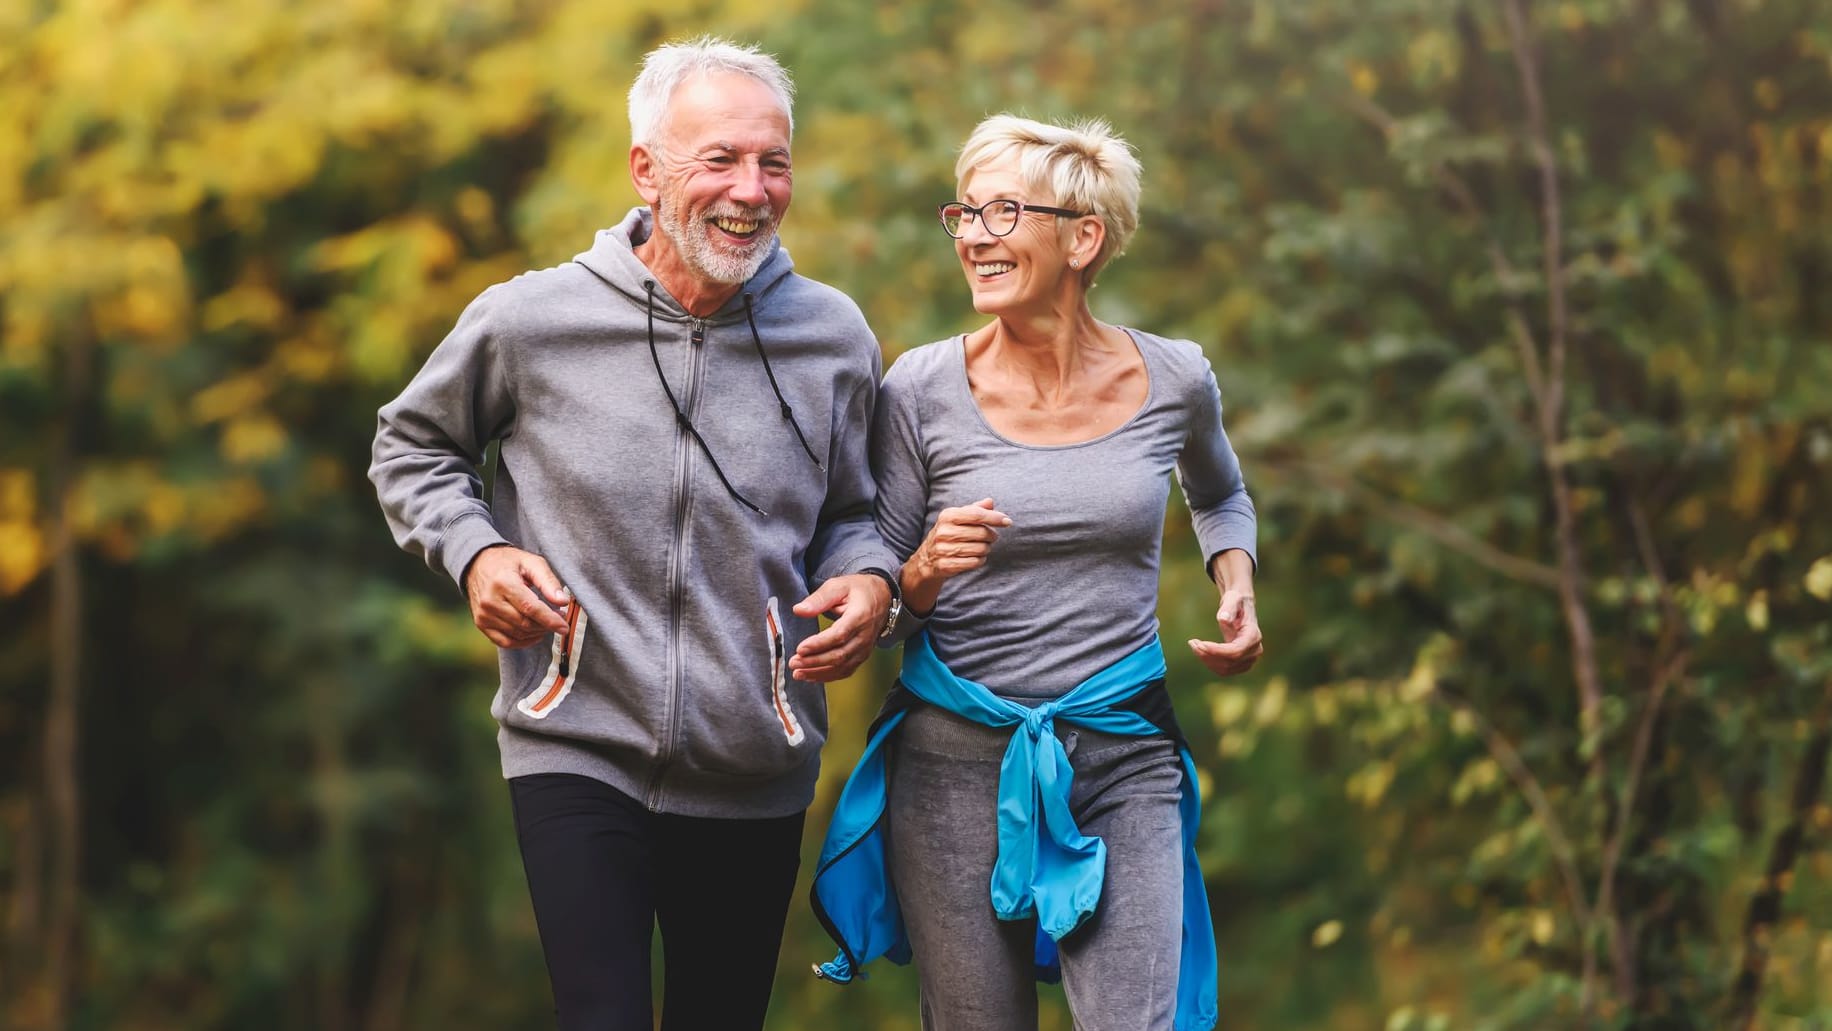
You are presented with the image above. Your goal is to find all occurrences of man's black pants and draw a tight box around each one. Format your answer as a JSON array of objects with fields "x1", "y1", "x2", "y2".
[{"x1": 509, "y1": 773, "x2": 805, "y2": 1031}]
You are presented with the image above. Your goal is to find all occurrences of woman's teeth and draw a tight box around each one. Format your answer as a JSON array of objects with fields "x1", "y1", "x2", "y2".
[{"x1": 975, "y1": 262, "x2": 1015, "y2": 277}]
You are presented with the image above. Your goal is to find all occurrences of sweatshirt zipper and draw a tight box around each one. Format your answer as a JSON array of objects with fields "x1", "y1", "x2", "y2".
[{"x1": 646, "y1": 316, "x2": 709, "y2": 810}]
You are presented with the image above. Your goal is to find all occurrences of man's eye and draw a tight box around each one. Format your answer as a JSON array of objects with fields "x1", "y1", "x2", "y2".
[{"x1": 706, "y1": 155, "x2": 735, "y2": 166}]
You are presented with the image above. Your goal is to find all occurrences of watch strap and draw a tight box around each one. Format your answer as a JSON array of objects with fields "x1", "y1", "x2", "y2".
[{"x1": 859, "y1": 567, "x2": 902, "y2": 639}]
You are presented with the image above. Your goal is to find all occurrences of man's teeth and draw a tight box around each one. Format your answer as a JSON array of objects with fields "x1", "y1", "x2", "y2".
[
  {"x1": 712, "y1": 216, "x2": 760, "y2": 235},
  {"x1": 976, "y1": 262, "x2": 1015, "y2": 276}
]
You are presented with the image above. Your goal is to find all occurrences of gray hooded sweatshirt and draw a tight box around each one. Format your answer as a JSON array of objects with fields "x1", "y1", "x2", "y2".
[{"x1": 370, "y1": 208, "x2": 895, "y2": 818}]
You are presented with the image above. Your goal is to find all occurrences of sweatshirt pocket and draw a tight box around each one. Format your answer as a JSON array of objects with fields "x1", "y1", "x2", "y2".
[
  {"x1": 677, "y1": 594, "x2": 819, "y2": 780},
  {"x1": 516, "y1": 598, "x2": 588, "y2": 720},
  {"x1": 765, "y1": 596, "x2": 806, "y2": 746}
]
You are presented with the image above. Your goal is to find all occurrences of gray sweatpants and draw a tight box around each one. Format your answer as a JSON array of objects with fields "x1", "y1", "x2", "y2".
[{"x1": 886, "y1": 704, "x2": 1188, "y2": 1031}]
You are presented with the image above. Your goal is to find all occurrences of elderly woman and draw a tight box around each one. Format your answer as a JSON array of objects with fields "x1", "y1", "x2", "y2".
[{"x1": 811, "y1": 115, "x2": 1261, "y2": 1031}]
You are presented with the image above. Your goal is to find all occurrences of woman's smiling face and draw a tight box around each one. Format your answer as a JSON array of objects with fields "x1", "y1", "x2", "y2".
[{"x1": 952, "y1": 156, "x2": 1078, "y2": 317}]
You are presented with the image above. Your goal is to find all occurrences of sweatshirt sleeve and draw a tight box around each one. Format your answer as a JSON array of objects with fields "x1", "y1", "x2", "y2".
[
  {"x1": 805, "y1": 334, "x2": 899, "y2": 586},
  {"x1": 1179, "y1": 352, "x2": 1259, "y2": 573},
  {"x1": 368, "y1": 288, "x2": 516, "y2": 589}
]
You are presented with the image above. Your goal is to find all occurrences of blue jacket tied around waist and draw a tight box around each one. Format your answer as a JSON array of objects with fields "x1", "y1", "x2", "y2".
[{"x1": 810, "y1": 631, "x2": 1219, "y2": 1031}]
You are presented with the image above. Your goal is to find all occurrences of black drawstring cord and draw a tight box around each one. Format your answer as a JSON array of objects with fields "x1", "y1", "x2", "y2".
[
  {"x1": 645, "y1": 280, "x2": 766, "y2": 515},
  {"x1": 743, "y1": 293, "x2": 824, "y2": 472}
]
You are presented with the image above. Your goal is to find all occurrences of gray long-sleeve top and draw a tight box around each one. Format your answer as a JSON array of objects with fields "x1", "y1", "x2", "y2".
[{"x1": 871, "y1": 330, "x2": 1257, "y2": 701}]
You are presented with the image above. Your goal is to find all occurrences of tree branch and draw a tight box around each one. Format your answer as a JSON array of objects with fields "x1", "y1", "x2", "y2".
[
  {"x1": 1344, "y1": 6, "x2": 1610, "y2": 1014},
  {"x1": 1727, "y1": 677, "x2": 1832, "y2": 1030},
  {"x1": 1431, "y1": 686, "x2": 1592, "y2": 933},
  {"x1": 1497, "y1": 5, "x2": 1611, "y2": 1018},
  {"x1": 1277, "y1": 459, "x2": 1562, "y2": 589},
  {"x1": 1339, "y1": 15, "x2": 1604, "y2": 749},
  {"x1": 1504, "y1": 0, "x2": 1570, "y2": 426},
  {"x1": 1334, "y1": 88, "x2": 1549, "y2": 402},
  {"x1": 1592, "y1": 500, "x2": 1687, "y2": 1003},
  {"x1": 1597, "y1": 651, "x2": 1682, "y2": 1002},
  {"x1": 1501, "y1": 0, "x2": 1602, "y2": 743}
]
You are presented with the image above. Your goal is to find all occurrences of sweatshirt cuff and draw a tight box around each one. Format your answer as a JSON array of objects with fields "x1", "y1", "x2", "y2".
[
  {"x1": 876, "y1": 601, "x2": 928, "y2": 648},
  {"x1": 438, "y1": 512, "x2": 511, "y2": 592},
  {"x1": 809, "y1": 546, "x2": 898, "y2": 588}
]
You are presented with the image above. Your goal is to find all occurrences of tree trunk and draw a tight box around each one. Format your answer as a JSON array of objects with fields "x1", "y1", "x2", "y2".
[
  {"x1": 37, "y1": 323, "x2": 94, "y2": 1030},
  {"x1": 41, "y1": 508, "x2": 82, "y2": 1030}
]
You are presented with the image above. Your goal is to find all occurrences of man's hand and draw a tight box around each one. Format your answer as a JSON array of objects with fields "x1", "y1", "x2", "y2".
[
  {"x1": 464, "y1": 545, "x2": 571, "y2": 649},
  {"x1": 788, "y1": 573, "x2": 892, "y2": 683}
]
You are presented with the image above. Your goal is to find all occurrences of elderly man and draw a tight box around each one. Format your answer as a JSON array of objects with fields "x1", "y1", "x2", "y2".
[{"x1": 369, "y1": 38, "x2": 897, "y2": 1031}]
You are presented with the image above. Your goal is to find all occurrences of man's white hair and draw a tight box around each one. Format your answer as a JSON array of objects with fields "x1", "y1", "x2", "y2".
[
  {"x1": 956, "y1": 114, "x2": 1142, "y2": 283},
  {"x1": 627, "y1": 36, "x2": 795, "y2": 147}
]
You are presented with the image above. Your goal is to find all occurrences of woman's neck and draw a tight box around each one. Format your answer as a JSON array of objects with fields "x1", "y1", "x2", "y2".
[{"x1": 976, "y1": 302, "x2": 1113, "y2": 398}]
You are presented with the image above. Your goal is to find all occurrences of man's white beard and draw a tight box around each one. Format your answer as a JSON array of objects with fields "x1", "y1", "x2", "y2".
[{"x1": 657, "y1": 198, "x2": 777, "y2": 286}]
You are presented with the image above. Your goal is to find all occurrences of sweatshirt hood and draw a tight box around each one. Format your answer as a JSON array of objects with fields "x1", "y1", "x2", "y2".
[
  {"x1": 573, "y1": 207, "x2": 798, "y2": 321},
  {"x1": 571, "y1": 206, "x2": 825, "y2": 516}
]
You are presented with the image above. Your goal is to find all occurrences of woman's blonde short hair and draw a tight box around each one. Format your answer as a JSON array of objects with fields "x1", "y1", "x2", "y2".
[{"x1": 955, "y1": 114, "x2": 1142, "y2": 282}]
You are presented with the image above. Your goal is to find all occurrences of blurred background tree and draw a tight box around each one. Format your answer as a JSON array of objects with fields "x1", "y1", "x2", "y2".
[{"x1": 2, "y1": 0, "x2": 1828, "y2": 1028}]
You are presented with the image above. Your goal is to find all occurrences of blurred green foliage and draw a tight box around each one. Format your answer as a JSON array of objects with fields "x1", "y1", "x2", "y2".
[{"x1": 3, "y1": 0, "x2": 1830, "y2": 1028}]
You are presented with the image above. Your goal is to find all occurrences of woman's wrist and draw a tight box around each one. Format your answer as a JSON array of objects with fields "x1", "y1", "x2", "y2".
[
  {"x1": 1210, "y1": 548, "x2": 1256, "y2": 594},
  {"x1": 901, "y1": 550, "x2": 945, "y2": 616}
]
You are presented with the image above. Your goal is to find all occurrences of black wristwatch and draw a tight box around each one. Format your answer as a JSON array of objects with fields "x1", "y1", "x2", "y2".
[{"x1": 860, "y1": 567, "x2": 903, "y2": 639}]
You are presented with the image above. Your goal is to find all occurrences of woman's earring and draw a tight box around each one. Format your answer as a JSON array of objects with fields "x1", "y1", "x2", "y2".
[{"x1": 1069, "y1": 258, "x2": 1081, "y2": 269}]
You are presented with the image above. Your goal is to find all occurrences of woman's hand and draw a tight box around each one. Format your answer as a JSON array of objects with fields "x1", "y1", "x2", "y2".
[
  {"x1": 1188, "y1": 549, "x2": 1263, "y2": 677},
  {"x1": 901, "y1": 498, "x2": 1012, "y2": 615}
]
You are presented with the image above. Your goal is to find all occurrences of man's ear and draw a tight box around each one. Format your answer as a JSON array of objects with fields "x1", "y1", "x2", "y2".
[{"x1": 630, "y1": 144, "x2": 663, "y2": 207}]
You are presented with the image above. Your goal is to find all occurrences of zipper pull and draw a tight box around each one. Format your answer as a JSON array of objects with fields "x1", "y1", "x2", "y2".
[{"x1": 690, "y1": 319, "x2": 705, "y2": 346}]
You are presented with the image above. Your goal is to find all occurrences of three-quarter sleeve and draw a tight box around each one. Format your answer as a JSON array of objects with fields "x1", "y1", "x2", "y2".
[
  {"x1": 868, "y1": 359, "x2": 933, "y2": 641},
  {"x1": 1177, "y1": 354, "x2": 1258, "y2": 573},
  {"x1": 869, "y1": 361, "x2": 931, "y2": 562}
]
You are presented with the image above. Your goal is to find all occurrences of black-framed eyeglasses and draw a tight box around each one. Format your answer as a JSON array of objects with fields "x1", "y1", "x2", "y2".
[{"x1": 937, "y1": 200, "x2": 1090, "y2": 239}]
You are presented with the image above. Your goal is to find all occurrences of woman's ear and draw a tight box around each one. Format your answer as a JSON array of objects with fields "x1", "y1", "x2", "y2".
[{"x1": 1071, "y1": 215, "x2": 1106, "y2": 271}]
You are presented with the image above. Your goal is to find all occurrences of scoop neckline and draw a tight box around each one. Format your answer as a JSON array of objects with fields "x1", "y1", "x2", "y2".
[{"x1": 951, "y1": 327, "x2": 1156, "y2": 451}]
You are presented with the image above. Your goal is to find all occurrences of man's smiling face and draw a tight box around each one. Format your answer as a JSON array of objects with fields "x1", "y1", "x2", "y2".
[{"x1": 647, "y1": 71, "x2": 793, "y2": 286}]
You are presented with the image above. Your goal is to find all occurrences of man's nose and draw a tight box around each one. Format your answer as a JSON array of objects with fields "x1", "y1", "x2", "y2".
[{"x1": 729, "y1": 161, "x2": 768, "y2": 207}]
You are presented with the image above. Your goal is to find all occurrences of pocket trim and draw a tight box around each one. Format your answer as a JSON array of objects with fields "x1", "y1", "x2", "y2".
[
  {"x1": 517, "y1": 599, "x2": 587, "y2": 720},
  {"x1": 765, "y1": 596, "x2": 805, "y2": 745}
]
